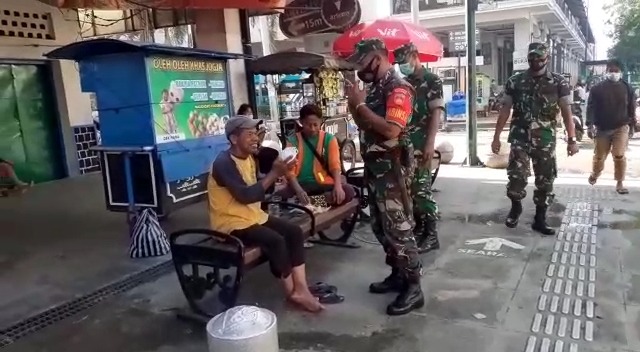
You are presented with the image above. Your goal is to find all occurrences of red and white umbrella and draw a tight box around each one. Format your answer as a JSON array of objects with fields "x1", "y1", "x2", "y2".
[{"x1": 333, "y1": 19, "x2": 443, "y2": 62}]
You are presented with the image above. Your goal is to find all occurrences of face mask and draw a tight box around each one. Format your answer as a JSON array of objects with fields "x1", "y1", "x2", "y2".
[
  {"x1": 608, "y1": 72, "x2": 622, "y2": 82},
  {"x1": 528, "y1": 57, "x2": 547, "y2": 73},
  {"x1": 357, "y1": 57, "x2": 379, "y2": 83},
  {"x1": 399, "y1": 63, "x2": 414, "y2": 76}
]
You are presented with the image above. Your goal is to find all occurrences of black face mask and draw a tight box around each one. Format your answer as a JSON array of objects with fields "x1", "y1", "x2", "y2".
[
  {"x1": 528, "y1": 56, "x2": 547, "y2": 72},
  {"x1": 357, "y1": 57, "x2": 380, "y2": 83}
]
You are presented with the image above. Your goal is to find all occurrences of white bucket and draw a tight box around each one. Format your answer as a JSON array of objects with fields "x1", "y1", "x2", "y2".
[{"x1": 206, "y1": 305, "x2": 278, "y2": 352}]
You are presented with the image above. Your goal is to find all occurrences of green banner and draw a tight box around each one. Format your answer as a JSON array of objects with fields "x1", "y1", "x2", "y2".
[{"x1": 147, "y1": 56, "x2": 231, "y2": 144}]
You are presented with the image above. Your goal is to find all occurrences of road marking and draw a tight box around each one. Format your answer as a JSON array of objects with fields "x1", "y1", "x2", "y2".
[{"x1": 465, "y1": 237, "x2": 525, "y2": 251}]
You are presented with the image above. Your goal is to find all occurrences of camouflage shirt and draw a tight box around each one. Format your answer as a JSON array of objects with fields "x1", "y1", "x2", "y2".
[
  {"x1": 504, "y1": 69, "x2": 571, "y2": 147},
  {"x1": 360, "y1": 68, "x2": 415, "y2": 174},
  {"x1": 405, "y1": 70, "x2": 444, "y2": 152}
]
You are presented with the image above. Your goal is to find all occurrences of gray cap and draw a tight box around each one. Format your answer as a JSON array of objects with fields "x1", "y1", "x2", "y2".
[{"x1": 224, "y1": 116, "x2": 262, "y2": 137}]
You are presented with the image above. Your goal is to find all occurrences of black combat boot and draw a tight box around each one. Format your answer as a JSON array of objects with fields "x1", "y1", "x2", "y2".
[
  {"x1": 369, "y1": 268, "x2": 404, "y2": 294},
  {"x1": 505, "y1": 199, "x2": 523, "y2": 228},
  {"x1": 417, "y1": 219, "x2": 440, "y2": 253},
  {"x1": 386, "y1": 277, "x2": 425, "y2": 316},
  {"x1": 532, "y1": 205, "x2": 556, "y2": 236}
]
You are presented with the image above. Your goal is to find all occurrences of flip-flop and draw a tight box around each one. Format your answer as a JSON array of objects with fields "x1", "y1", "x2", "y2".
[
  {"x1": 616, "y1": 188, "x2": 629, "y2": 195},
  {"x1": 309, "y1": 282, "x2": 337, "y2": 296},
  {"x1": 317, "y1": 291, "x2": 345, "y2": 304}
]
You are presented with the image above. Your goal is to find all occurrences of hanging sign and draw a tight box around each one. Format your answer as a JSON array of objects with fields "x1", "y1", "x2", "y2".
[{"x1": 279, "y1": 0, "x2": 361, "y2": 39}]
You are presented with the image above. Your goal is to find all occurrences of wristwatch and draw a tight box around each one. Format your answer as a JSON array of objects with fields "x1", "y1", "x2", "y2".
[{"x1": 567, "y1": 137, "x2": 577, "y2": 144}]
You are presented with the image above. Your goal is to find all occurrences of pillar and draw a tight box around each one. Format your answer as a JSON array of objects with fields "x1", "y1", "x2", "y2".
[
  {"x1": 513, "y1": 19, "x2": 531, "y2": 54},
  {"x1": 193, "y1": 9, "x2": 249, "y2": 113}
]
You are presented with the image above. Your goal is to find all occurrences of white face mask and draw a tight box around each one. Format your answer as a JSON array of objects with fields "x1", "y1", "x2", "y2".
[{"x1": 608, "y1": 72, "x2": 622, "y2": 82}]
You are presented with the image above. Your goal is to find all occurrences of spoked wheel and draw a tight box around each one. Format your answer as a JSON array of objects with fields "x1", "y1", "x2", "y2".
[{"x1": 340, "y1": 140, "x2": 357, "y2": 174}]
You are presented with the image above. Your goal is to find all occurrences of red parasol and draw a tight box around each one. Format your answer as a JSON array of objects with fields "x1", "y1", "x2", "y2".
[{"x1": 332, "y1": 19, "x2": 443, "y2": 63}]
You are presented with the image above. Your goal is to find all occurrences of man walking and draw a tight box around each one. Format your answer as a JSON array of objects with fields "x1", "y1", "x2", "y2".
[
  {"x1": 393, "y1": 43, "x2": 444, "y2": 253},
  {"x1": 586, "y1": 59, "x2": 636, "y2": 194},
  {"x1": 491, "y1": 42, "x2": 579, "y2": 235},
  {"x1": 346, "y1": 39, "x2": 423, "y2": 316}
]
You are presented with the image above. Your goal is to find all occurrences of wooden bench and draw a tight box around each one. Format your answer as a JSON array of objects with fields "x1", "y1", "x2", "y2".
[{"x1": 169, "y1": 198, "x2": 360, "y2": 321}]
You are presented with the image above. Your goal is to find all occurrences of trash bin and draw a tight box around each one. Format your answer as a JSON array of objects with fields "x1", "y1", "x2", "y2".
[{"x1": 206, "y1": 305, "x2": 278, "y2": 352}]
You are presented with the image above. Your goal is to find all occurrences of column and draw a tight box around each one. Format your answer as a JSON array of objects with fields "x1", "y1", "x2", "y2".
[
  {"x1": 513, "y1": 19, "x2": 531, "y2": 54},
  {"x1": 193, "y1": 9, "x2": 249, "y2": 112}
]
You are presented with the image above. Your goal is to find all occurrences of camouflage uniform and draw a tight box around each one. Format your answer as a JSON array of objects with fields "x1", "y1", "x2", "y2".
[
  {"x1": 504, "y1": 43, "x2": 571, "y2": 209},
  {"x1": 350, "y1": 39, "x2": 422, "y2": 282},
  {"x1": 394, "y1": 44, "x2": 443, "y2": 252}
]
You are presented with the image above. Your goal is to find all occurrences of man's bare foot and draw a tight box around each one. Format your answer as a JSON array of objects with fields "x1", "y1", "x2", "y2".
[
  {"x1": 588, "y1": 174, "x2": 597, "y2": 185},
  {"x1": 288, "y1": 291, "x2": 325, "y2": 313}
]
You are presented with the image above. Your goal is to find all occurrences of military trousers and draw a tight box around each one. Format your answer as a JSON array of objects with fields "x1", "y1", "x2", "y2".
[
  {"x1": 365, "y1": 163, "x2": 422, "y2": 280},
  {"x1": 506, "y1": 143, "x2": 557, "y2": 206},
  {"x1": 411, "y1": 155, "x2": 438, "y2": 221}
]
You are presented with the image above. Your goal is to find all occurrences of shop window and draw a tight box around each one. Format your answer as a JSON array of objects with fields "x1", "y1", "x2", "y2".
[{"x1": 0, "y1": 8, "x2": 55, "y2": 40}]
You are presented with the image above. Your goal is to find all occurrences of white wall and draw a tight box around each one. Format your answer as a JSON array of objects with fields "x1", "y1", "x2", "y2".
[{"x1": 0, "y1": 1, "x2": 93, "y2": 128}]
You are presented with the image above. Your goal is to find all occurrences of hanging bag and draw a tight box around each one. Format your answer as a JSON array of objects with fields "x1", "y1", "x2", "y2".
[{"x1": 129, "y1": 208, "x2": 170, "y2": 258}]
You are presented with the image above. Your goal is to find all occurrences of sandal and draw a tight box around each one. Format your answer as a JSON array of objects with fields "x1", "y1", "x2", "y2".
[
  {"x1": 616, "y1": 187, "x2": 629, "y2": 195},
  {"x1": 317, "y1": 291, "x2": 345, "y2": 304},
  {"x1": 309, "y1": 282, "x2": 337, "y2": 296}
]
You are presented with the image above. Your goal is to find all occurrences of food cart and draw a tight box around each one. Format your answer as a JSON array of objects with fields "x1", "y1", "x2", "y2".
[
  {"x1": 46, "y1": 39, "x2": 250, "y2": 225},
  {"x1": 249, "y1": 52, "x2": 359, "y2": 171}
]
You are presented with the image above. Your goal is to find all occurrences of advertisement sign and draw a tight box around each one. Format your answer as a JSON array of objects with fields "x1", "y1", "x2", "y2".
[
  {"x1": 166, "y1": 173, "x2": 208, "y2": 203},
  {"x1": 147, "y1": 56, "x2": 231, "y2": 144},
  {"x1": 279, "y1": 0, "x2": 361, "y2": 38}
]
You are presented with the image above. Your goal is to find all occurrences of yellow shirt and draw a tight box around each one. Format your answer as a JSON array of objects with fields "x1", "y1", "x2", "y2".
[{"x1": 208, "y1": 150, "x2": 268, "y2": 234}]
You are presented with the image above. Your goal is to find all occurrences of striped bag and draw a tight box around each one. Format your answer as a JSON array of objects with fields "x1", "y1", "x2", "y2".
[{"x1": 129, "y1": 208, "x2": 170, "y2": 258}]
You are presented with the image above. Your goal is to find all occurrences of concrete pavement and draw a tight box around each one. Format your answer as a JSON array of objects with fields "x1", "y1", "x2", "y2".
[{"x1": 2, "y1": 167, "x2": 640, "y2": 352}]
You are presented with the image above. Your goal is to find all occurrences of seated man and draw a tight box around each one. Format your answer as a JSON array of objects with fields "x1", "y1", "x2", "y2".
[
  {"x1": 279, "y1": 104, "x2": 356, "y2": 206},
  {"x1": 0, "y1": 158, "x2": 32, "y2": 196},
  {"x1": 208, "y1": 116, "x2": 323, "y2": 313}
]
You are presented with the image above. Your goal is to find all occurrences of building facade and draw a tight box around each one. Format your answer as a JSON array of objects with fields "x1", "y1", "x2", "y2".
[
  {"x1": 0, "y1": 1, "x2": 251, "y2": 183},
  {"x1": 249, "y1": 0, "x2": 594, "y2": 87}
]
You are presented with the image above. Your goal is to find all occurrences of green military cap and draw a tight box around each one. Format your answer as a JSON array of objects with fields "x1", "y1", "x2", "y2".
[
  {"x1": 528, "y1": 42, "x2": 548, "y2": 56},
  {"x1": 347, "y1": 38, "x2": 387, "y2": 64},
  {"x1": 393, "y1": 43, "x2": 418, "y2": 64}
]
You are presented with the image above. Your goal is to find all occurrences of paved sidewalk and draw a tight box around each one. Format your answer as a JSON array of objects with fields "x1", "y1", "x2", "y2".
[{"x1": 3, "y1": 171, "x2": 639, "y2": 352}]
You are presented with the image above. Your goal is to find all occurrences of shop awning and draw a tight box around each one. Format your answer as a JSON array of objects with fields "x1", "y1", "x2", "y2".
[
  {"x1": 37, "y1": 0, "x2": 285, "y2": 10},
  {"x1": 249, "y1": 52, "x2": 357, "y2": 75},
  {"x1": 45, "y1": 38, "x2": 253, "y2": 61}
]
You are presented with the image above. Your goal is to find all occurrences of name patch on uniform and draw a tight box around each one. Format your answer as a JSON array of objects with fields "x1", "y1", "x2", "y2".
[{"x1": 386, "y1": 87, "x2": 413, "y2": 127}]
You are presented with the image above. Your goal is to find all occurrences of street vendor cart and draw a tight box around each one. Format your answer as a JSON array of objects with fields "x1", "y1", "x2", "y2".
[
  {"x1": 249, "y1": 51, "x2": 359, "y2": 172},
  {"x1": 46, "y1": 39, "x2": 251, "y2": 225}
]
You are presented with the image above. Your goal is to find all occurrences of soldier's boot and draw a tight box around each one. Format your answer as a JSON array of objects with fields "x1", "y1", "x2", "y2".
[
  {"x1": 505, "y1": 199, "x2": 523, "y2": 228},
  {"x1": 386, "y1": 277, "x2": 424, "y2": 316},
  {"x1": 369, "y1": 268, "x2": 404, "y2": 294},
  {"x1": 417, "y1": 218, "x2": 440, "y2": 253},
  {"x1": 532, "y1": 205, "x2": 556, "y2": 236}
]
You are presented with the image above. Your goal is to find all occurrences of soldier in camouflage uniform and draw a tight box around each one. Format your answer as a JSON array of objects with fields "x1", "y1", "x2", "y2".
[
  {"x1": 491, "y1": 42, "x2": 579, "y2": 235},
  {"x1": 393, "y1": 43, "x2": 444, "y2": 253},
  {"x1": 346, "y1": 39, "x2": 424, "y2": 316}
]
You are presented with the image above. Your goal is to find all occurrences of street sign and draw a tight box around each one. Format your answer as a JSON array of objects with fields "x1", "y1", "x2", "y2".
[
  {"x1": 448, "y1": 30, "x2": 481, "y2": 52},
  {"x1": 279, "y1": 0, "x2": 361, "y2": 39},
  {"x1": 512, "y1": 51, "x2": 528, "y2": 70}
]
